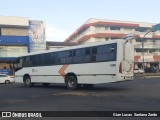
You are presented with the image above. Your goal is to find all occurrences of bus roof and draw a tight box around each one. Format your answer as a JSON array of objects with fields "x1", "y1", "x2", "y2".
[{"x1": 18, "y1": 39, "x2": 124, "y2": 57}]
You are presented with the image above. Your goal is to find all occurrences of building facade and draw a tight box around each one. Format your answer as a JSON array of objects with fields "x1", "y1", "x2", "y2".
[
  {"x1": 46, "y1": 41, "x2": 77, "y2": 50},
  {"x1": 0, "y1": 16, "x2": 45, "y2": 70},
  {"x1": 65, "y1": 18, "x2": 160, "y2": 69}
]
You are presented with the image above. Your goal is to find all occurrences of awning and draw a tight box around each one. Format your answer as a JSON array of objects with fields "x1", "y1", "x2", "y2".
[{"x1": 0, "y1": 57, "x2": 17, "y2": 62}]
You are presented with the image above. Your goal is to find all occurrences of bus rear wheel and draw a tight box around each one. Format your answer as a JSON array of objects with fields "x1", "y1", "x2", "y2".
[
  {"x1": 24, "y1": 76, "x2": 32, "y2": 87},
  {"x1": 65, "y1": 76, "x2": 78, "y2": 90}
]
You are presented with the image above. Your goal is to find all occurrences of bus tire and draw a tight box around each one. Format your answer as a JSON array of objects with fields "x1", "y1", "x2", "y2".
[
  {"x1": 5, "y1": 80, "x2": 10, "y2": 84},
  {"x1": 24, "y1": 76, "x2": 32, "y2": 87},
  {"x1": 65, "y1": 76, "x2": 78, "y2": 90}
]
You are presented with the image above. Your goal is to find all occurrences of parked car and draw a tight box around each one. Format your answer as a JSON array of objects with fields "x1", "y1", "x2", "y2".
[
  {"x1": 134, "y1": 68, "x2": 144, "y2": 74},
  {"x1": 0, "y1": 74, "x2": 15, "y2": 84},
  {"x1": 144, "y1": 67, "x2": 158, "y2": 73}
]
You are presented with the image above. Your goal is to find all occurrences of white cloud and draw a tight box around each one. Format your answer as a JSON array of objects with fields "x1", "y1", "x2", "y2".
[{"x1": 46, "y1": 24, "x2": 71, "y2": 42}]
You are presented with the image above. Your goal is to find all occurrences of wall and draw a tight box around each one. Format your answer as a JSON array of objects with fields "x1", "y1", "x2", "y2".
[
  {"x1": 0, "y1": 63, "x2": 10, "y2": 69},
  {"x1": 2, "y1": 28, "x2": 28, "y2": 36},
  {"x1": 0, "y1": 46, "x2": 28, "y2": 57},
  {"x1": 29, "y1": 20, "x2": 46, "y2": 52},
  {"x1": 0, "y1": 16, "x2": 28, "y2": 27},
  {"x1": 0, "y1": 36, "x2": 29, "y2": 46}
]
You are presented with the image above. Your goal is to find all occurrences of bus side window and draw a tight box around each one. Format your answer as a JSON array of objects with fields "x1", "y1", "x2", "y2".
[
  {"x1": 51, "y1": 53, "x2": 55, "y2": 64},
  {"x1": 22, "y1": 57, "x2": 26, "y2": 67},
  {"x1": 44, "y1": 53, "x2": 49, "y2": 65},
  {"x1": 25, "y1": 56, "x2": 33, "y2": 67},
  {"x1": 96, "y1": 46, "x2": 107, "y2": 61},
  {"x1": 32, "y1": 55, "x2": 44, "y2": 66},
  {"x1": 44, "y1": 53, "x2": 55, "y2": 65},
  {"x1": 32, "y1": 55, "x2": 37, "y2": 66},
  {"x1": 55, "y1": 53, "x2": 58, "y2": 65},
  {"x1": 14, "y1": 58, "x2": 20, "y2": 68},
  {"x1": 83, "y1": 48, "x2": 91, "y2": 62},
  {"x1": 73, "y1": 49, "x2": 85, "y2": 63},
  {"x1": 65, "y1": 51, "x2": 72, "y2": 64},
  {"x1": 92, "y1": 47, "x2": 97, "y2": 62},
  {"x1": 59, "y1": 52, "x2": 65, "y2": 64},
  {"x1": 95, "y1": 44, "x2": 116, "y2": 62},
  {"x1": 18, "y1": 58, "x2": 23, "y2": 68},
  {"x1": 38, "y1": 55, "x2": 43, "y2": 66}
]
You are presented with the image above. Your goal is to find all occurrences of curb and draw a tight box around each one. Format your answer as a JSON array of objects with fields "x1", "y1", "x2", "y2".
[{"x1": 140, "y1": 76, "x2": 160, "y2": 78}]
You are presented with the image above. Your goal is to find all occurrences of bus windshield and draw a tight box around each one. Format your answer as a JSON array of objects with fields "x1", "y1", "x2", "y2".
[{"x1": 14, "y1": 58, "x2": 23, "y2": 72}]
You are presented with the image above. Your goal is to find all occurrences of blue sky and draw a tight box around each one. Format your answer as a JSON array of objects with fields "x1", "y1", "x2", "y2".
[{"x1": 0, "y1": 0, "x2": 160, "y2": 41}]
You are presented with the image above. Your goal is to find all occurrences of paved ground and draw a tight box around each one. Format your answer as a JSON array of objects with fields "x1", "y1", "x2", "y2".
[
  {"x1": 0, "y1": 77, "x2": 160, "y2": 120},
  {"x1": 134, "y1": 72, "x2": 160, "y2": 78}
]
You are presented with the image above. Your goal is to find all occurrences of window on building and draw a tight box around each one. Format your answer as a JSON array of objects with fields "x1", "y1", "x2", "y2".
[
  {"x1": 123, "y1": 28, "x2": 133, "y2": 32},
  {"x1": 105, "y1": 38, "x2": 109, "y2": 41},
  {"x1": 149, "y1": 49, "x2": 156, "y2": 53},
  {"x1": 153, "y1": 40, "x2": 156, "y2": 45},
  {"x1": 136, "y1": 49, "x2": 142, "y2": 53},
  {"x1": 136, "y1": 38, "x2": 142, "y2": 42},
  {"x1": 136, "y1": 48, "x2": 149, "y2": 53},
  {"x1": 110, "y1": 26, "x2": 121, "y2": 30},
  {"x1": 111, "y1": 38, "x2": 118, "y2": 40},
  {"x1": 105, "y1": 27, "x2": 109, "y2": 30},
  {"x1": 135, "y1": 27, "x2": 148, "y2": 32}
]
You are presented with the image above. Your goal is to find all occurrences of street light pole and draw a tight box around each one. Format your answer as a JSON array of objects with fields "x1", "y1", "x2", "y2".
[
  {"x1": 142, "y1": 31, "x2": 151, "y2": 71},
  {"x1": 141, "y1": 31, "x2": 151, "y2": 78},
  {"x1": 140, "y1": 23, "x2": 160, "y2": 77}
]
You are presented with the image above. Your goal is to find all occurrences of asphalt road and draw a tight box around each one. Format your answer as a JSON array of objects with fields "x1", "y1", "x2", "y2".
[{"x1": 0, "y1": 77, "x2": 160, "y2": 120}]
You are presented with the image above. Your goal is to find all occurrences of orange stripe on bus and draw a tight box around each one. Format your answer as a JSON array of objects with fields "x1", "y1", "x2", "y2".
[{"x1": 58, "y1": 65, "x2": 69, "y2": 79}]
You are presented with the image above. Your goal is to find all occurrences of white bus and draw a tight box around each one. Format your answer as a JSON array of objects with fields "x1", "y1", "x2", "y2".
[{"x1": 14, "y1": 39, "x2": 134, "y2": 89}]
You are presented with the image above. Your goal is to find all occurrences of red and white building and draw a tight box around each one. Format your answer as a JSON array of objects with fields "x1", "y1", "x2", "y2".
[{"x1": 65, "y1": 18, "x2": 160, "y2": 69}]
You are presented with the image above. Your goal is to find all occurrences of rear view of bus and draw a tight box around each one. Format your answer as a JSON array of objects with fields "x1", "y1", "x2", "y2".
[{"x1": 117, "y1": 39, "x2": 134, "y2": 82}]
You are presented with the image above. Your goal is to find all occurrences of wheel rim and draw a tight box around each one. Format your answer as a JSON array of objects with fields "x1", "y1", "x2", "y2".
[
  {"x1": 68, "y1": 79, "x2": 74, "y2": 88},
  {"x1": 6, "y1": 81, "x2": 10, "y2": 84},
  {"x1": 25, "y1": 79, "x2": 31, "y2": 85}
]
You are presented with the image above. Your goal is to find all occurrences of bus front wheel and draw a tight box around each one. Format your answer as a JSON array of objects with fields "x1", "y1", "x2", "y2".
[
  {"x1": 65, "y1": 76, "x2": 78, "y2": 90},
  {"x1": 24, "y1": 76, "x2": 32, "y2": 87}
]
